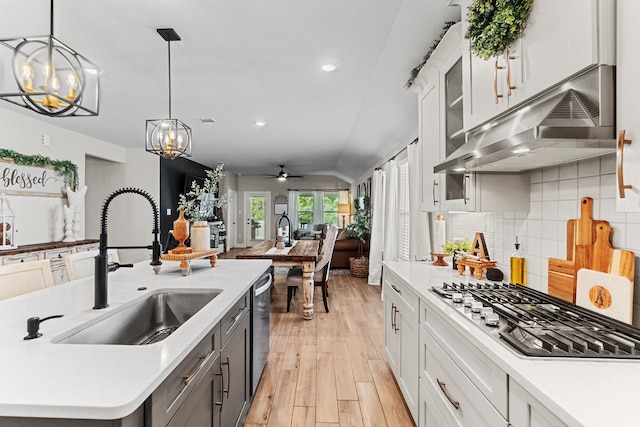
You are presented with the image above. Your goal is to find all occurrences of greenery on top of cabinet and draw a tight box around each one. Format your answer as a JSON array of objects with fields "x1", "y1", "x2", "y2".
[
  {"x1": 465, "y1": 0, "x2": 533, "y2": 60},
  {"x1": 406, "y1": 21, "x2": 459, "y2": 88}
]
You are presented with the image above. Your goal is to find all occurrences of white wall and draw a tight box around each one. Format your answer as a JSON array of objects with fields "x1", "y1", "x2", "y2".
[
  {"x1": 0, "y1": 108, "x2": 125, "y2": 246},
  {"x1": 85, "y1": 150, "x2": 159, "y2": 264},
  {"x1": 447, "y1": 154, "x2": 640, "y2": 327}
]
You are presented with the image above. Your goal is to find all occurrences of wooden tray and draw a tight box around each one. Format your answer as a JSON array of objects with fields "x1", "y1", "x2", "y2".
[{"x1": 161, "y1": 249, "x2": 218, "y2": 275}]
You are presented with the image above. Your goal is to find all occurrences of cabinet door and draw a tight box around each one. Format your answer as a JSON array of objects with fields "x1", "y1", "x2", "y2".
[
  {"x1": 509, "y1": 379, "x2": 567, "y2": 427},
  {"x1": 513, "y1": 0, "x2": 606, "y2": 106},
  {"x1": 463, "y1": 0, "x2": 612, "y2": 132},
  {"x1": 220, "y1": 313, "x2": 250, "y2": 427},
  {"x1": 167, "y1": 354, "x2": 220, "y2": 427},
  {"x1": 398, "y1": 306, "x2": 419, "y2": 422},
  {"x1": 383, "y1": 288, "x2": 401, "y2": 377},
  {"x1": 419, "y1": 83, "x2": 441, "y2": 212},
  {"x1": 616, "y1": 0, "x2": 640, "y2": 211}
]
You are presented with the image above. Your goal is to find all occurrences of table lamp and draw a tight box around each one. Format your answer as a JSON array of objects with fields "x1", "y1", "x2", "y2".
[{"x1": 338, "y1": 202, "x2": 351, "y2": 229}]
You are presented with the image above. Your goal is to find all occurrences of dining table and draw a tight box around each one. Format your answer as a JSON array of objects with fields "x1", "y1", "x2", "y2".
[{"x1": 236, "y1": 239, "x2": 319, "y2": 320}]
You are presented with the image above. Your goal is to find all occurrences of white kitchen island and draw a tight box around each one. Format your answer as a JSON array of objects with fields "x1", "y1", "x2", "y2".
[
  {"x1": 0, "y1": 258, "x2": 271, "y2": 423},
  {"x1": 384, "y1": 261, "x2": 640, "y2": 427}
]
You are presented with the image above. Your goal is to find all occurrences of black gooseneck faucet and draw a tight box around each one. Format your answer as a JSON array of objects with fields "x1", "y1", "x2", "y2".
[{"x1": 94, "y1": 187, "x2": 162, "y2": 309}]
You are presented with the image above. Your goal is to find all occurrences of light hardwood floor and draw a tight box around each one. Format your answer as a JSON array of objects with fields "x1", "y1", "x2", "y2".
[{"x1": 220, "y1": 248, "x2": 414, "y2": 427}]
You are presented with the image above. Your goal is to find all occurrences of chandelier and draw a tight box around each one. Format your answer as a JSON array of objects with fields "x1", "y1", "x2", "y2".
[
  {"x1": 145, "y1": 28, "x2": 191, "y2": 160},
  {"x1": 0, "y1": 0, "x2": 100, "y2": 117}
]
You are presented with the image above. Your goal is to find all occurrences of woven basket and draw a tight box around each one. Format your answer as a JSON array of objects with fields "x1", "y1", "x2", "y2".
[{"x1": 349, "y1": 257, "x2": 369, "y2": 278}]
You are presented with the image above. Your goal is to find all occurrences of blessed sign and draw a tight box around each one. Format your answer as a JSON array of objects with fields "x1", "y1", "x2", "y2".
[{"x1": 0, "y1": 160, "x2": 66, "y2": 197}]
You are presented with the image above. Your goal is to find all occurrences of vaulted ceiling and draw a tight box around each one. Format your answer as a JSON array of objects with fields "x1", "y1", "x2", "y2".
[{"x1": 0, "y1": 0, "x2": 461, "y2": 182}]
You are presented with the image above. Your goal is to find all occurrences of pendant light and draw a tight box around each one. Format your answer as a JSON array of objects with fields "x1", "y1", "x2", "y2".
[
  {"x1": 0, "y1": 0, "x2": 100, "y2": 117},
  {"x1": 145, "y1": 28, "x2": 192, "y2": 160}
]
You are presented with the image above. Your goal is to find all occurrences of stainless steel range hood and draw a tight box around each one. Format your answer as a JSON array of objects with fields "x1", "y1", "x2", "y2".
[{"x1": 434, "y1": 66, "x2": 615, "y2": 173}]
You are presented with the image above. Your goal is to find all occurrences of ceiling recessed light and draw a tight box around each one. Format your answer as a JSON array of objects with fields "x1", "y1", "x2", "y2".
[
  {"x1": 321, "y1": 64, "x2": 337, "y2": 72},
  {"x1": 254, "y1": 121, "x2": 266, "y2": 127}
]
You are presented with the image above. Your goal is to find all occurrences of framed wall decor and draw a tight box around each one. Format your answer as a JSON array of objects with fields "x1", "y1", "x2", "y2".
[{"x1": 274, "y1": 203, "x2": 288, "y2": 215}]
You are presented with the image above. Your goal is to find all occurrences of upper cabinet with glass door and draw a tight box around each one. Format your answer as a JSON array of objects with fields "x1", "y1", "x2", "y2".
[{"x1": 462, "y1": 0, "x2": 615, "y2": 132}]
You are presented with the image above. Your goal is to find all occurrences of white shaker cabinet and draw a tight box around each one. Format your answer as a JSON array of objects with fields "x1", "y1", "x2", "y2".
[
  {"x1": 383, "y1": 270, "x2": 419, "y2": 423},
  {"x1": 509, "y1": 379, "x2": 567, "y2": 427},
  {"x1": 416, "y1": 76, "x2": 441, "y2": 212},
  {"x1": 616, "y1": 0, "x2": 640, "y2": 211},
  {"x1": 463, "y1": 0, "x2": 615, "y2": 132},
  {"x1": 413, "y1": 22, "x2": 476, "y2": 212}
]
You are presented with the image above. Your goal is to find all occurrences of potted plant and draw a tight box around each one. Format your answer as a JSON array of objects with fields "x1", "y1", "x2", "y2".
[
  {"x1": 178, "y1": 164, "x2": 227, "y2": 251},
  {"x1": 443, "y1": 239, "x2": 472, "y2": 270},
  {"x1": 344, "y1": 196, "x2": 371, "y2": 278}
]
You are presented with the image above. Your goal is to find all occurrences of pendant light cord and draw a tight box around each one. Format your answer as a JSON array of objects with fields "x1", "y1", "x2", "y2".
[{"x1": 167, "y1": 39, "x2": 172, "y2": 119}]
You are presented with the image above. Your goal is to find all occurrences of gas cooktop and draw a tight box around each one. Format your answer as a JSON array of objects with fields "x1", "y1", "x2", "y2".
[{"x1": 431, "y1": 282, "x2": 640, "y2": 359}]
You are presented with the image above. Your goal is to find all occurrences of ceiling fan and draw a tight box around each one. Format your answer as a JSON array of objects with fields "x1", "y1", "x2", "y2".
[{"x1": 267, "y1": 165, "x2": 304, "y2": 181}]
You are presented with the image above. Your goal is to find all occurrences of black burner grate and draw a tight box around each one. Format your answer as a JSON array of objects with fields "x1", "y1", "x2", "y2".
[{"x1": 431, "y1": 282, "x2": 640, "y2": 358}]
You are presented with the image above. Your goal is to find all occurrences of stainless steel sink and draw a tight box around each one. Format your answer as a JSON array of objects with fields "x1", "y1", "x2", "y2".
[{"x1": 56, "y1": 289, "x2": 222, "y2": 345}]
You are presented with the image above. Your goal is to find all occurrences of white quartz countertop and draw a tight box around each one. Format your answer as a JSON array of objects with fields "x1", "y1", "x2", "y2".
[
  {"x1": 384, "y1": 260, "x2": 640, "y2": 427},
  {"x1": 0, "y1": 258, "x2": 271, "y2": 420}
]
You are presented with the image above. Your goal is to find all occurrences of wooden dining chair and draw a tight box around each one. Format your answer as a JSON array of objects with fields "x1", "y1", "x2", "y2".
[
  {"x1": 0, "y1": 259, "x2": 55, "y2": 301},
  {"x1": 65, "y1": 249, "x2": 120, "y2": 281},
  {"x1": 286, "y1": 224, "x2": 338, "y2": 313}
]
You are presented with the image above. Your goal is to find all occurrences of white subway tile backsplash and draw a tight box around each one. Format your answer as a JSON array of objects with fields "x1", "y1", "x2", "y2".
[
  {"x1": 542, "y1": 181, "x2": 559, "y2": 201},
  {"x1": 530, "y1": 169, "x2": 543, "y2": 183},
  {"x1": 610, "y1": 223, "x2": 626, "y2": 249},
  {"x1": 558, "y1": 200, "x2": 577, "y2": 221},
  {"x1": 600, "y1": 154, "x2": 616, "y2": 174},
  {"x1": 541, "y1": 220, "x2": 558, "y2": 240},
  {"x1": 530, "y1": 183, "x2": 543, "y2": 202},
  {"x1": 529, "y1": 201, "x2": 542, "y2": 220},
  {"x1": 625, "y1": 223, "x2": 640, "y2": 253},
  {"x1": 445, "y1": 155, "x2": 638, "y2": 309},
  {"x1": 601, "y1": 198, "x2": 626, "y2": 223},
  {"x1": 527, "y1": 237, "x2": 542, "y2": 257},
  {"x1": 542, "y1": 166, "x2": 559, "y2": 182},
  {"x1": 600, "y1": 174, "x2": 616, "y2": 199},
  {"x1": 578, "y1": 176, "x2": 600, "y2": 199},
  {"x1": 558, "y1": 178, "x2": 578, "y2": 200},
  {"x1": 578, "y1": 157, "x2": 600, "y2": 177},
  {"x1": 542, "y1": 201, "x2": 559, "y2": 220},
  {"x1": 559, "y1": 162, "x2": 578, "y2": 180}
]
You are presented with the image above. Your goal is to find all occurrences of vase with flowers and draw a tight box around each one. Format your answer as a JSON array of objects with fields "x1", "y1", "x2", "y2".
[
  {"x1": 178, "y1": 164, "x2": 228, "y2": 252},
  {"x1": 443, "y1": 239, "x2": 472, "y2": 270}
]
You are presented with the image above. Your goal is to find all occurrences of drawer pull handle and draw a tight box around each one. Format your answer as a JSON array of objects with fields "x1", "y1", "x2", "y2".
[
  {"x1": 215, "y1": 364, "x2": 225, "y2": 410},
  {"x1": 493, "y1": 59, "x2": 504, "y2": 104},
  {"x1": 433, "y1": 180, "x2": 439, "y2": 206},
  {"x1": 391, "y1": 284, "x2": 401, "y2": 294},
  {"x1": 393, "y1": 306, "x2": 399, "y2": 332},
  {"x1": 222, "y1": 356, "x2": 231, "y2": 398},
  {"x1": 437, "y1": 378, "x2": 460, "y2": 410},
  {"x1": 617, "y1": 130, "x2": 633, "y2": 198},
  {"x1": 183, "y1": 353, "x2": 209, "y2": 385},
  {"x1": 506, "y1": 50, "x2": 516, "y2": 96}
]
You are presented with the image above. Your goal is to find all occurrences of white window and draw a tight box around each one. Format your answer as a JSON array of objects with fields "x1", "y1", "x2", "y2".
[{"x1": 398, "y1": 160, "x2": 410, "y2": 261}]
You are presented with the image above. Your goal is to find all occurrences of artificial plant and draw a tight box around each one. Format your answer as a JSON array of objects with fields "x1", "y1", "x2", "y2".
[{"x1": 178, "y1": 164, "x2": 227, "y2": 223}]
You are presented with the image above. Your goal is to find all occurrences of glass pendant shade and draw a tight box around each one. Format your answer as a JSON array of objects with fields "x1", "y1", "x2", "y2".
[
  {"x1": 145, "y1": 118, "x2": 192, "y2": 159},
  {"x1": 0, "y1": 1, "x2": 100, "y2": 117},
  {"x1": 0, "y1": 195, "x2": 16, "y2": 250}
]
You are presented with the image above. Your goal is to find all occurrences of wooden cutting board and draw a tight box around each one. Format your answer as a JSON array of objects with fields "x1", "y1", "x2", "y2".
[
  {"x1": 592, "y1": 222, "x2": 635, "y2": 281},
  {"x1": 566, "y1": 197, "x2": 608, "y2": 261},
  {"x1": 576, "y1": 268, "x2": 633, "y2": 324}
]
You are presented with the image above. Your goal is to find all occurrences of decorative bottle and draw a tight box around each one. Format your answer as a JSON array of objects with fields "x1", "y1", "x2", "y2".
[{"x1": 510, "y1": 236, "x2": 527, "y2": 286}]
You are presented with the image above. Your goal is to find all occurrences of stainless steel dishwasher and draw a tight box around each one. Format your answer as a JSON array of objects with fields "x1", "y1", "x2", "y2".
[{"x1": 251, "y1": 267, "x2": 272, "y2": 395}]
